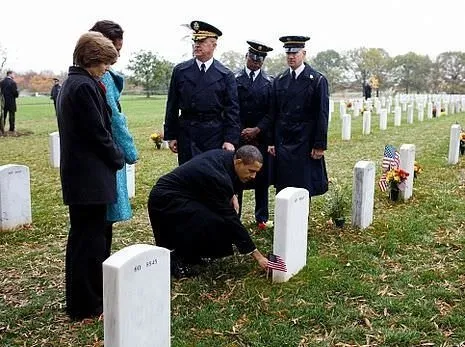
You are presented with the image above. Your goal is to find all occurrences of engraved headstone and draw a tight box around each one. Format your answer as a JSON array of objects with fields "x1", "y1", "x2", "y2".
[
  {"x1": 49, "y1": 131, "x2": 60, "y2": 168},
  {"x1": 272, "y1": 187, "x2": 309, "y2": 283},
  {"x1": 103, "y1": 244, "x2": 171, "y2": 347},
  {"x1": 400, "y1": 144, "x2": 416, "y2": 200},
  {"x1": 352, "y1": 161, "x2": 375, "y2": 229},
  {"x1": 342, "y1": 114, "x2": 351, "y2": 141},
  {"x1": 448, "y1": 124, "x2": 461, "y2": 165},
  {"x1": 126, "y1": 164, "x2": 135, "y2": 199},
  {"x1": 0, "y1": 164, "x2": 32, "y2": 231}
]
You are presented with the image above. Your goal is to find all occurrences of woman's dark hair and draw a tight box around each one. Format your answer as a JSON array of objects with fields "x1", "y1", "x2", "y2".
[{"x1": 89, "y1": 20, "x2": 124, "y2": 42}]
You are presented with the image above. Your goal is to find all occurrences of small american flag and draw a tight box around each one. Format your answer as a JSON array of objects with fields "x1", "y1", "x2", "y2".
[
  {"x1": 267, "y1": 254, "x2": 287, "y2": 272},
  {"x1": 378, "y1": 172, "x2": 388, "y2": 192},
  {"x1": 381, "y1": 144, "x2": 400, "y2": 171},
  {"x1": 379, "y1": 145, "x2": 400, "y2": 191}
]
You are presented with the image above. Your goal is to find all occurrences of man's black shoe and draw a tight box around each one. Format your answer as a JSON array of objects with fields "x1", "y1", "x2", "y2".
[{"x1": 171, "y1": 259, "x2": 199, "y2": 279}]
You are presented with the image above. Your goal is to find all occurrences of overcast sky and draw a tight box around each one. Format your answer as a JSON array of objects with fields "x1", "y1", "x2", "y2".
[{"x1": 1, "y1": 0, "x2": 464, "y2": 75}]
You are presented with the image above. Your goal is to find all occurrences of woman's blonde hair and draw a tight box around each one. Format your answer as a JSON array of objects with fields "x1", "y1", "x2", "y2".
[{"x1": 73, "y1": 31, "x2": 118, "y2": 68}]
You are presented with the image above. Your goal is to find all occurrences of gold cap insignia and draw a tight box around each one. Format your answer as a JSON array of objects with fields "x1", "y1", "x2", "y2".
[{"x1": 193, "y1": 22, "x2": 199, "y2": 31}]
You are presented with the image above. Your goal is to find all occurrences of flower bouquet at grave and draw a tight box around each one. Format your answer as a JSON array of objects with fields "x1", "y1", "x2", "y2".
[
  {"x1": 150, "y1": 132, "x2": 164, "y2": 149},
  {"x1": 386, "y1": 168, "x2": 409, "y2": 201},
  {"x1": 460, "y1": 131, "x2": 465, "y2": 155},
  {"x1": 345, "y1": 101, "x2": 352, "y2": 109},
  {"x1": 324, "y1": 179, "x2": 349, "y2": 227},
  {"x1": 413, "y1": 161, "x2": 423, "y2": 179},
  {"x1": 359, "y1": 104, "x2": 370, "y2": 116}
]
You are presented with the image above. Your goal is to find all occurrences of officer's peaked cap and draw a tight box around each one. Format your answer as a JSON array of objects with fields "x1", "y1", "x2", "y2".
[
  {"x1": 191, "y1": 20, "x2": 222, "y2": 41},
  {"x1": 246, "y1": 40, "x2": 273, "y2": 60},
  {"x1": 279, "y1": 35, "x2": 310, "y2": 53}
]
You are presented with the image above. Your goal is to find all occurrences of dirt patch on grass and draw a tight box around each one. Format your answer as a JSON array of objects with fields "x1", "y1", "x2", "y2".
[{"x1": 0, "y1": 129, "x2": 34, "y2": 137}]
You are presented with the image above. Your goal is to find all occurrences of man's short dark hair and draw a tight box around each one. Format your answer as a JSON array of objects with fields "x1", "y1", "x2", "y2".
[{"x1": 234, "y1": 145, "x2": 263, "y2": 164}]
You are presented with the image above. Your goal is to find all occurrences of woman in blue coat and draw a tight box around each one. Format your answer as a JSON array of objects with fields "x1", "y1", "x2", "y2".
[{"x1": 90, "y1": 21, "x2": 139, "y2": 253}]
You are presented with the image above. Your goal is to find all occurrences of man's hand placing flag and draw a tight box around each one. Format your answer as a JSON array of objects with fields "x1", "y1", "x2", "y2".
[{"x1": 267, "y1": 254, "x2": 287, "y2": 272}]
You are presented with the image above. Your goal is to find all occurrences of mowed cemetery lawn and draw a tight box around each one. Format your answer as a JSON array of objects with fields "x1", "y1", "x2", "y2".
[{"x1": 1, "y1": 95, "x2": 465, "y2": 347}]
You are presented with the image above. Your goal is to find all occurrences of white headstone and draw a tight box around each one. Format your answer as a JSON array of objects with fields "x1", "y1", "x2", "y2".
[
  {"x1": 339, "y1": 102, "x2": 346, "y2": 119},
  {"x1": 427, "y1": 102, "x2": 433, "y2": 119},
  {"x1": 272, "y1": 187, "x2": 309, "y2": 283},
  {"x1": 160, "y1": 141, "x2": 170, "y2": 150},
  {"x1": 103, "y1": 244, "x2": 171, "y2": 347},
  {"x1": 394, "y1": 106, "x2": 402, "y2": 126},
  {"x1": 352, "y1": 161, "x2": 375, "y2": 229},
  {"x1": 379, "y1": 109, "x2": 387, "y2": 130},
  {"x1": 418, "y1": 108, "x2": 424, "y2": 122},
  {"x1": 362, "y1": 111, "x2": 371, "y2": 135},
  {"x1": 342, "y1": 114, "x2": 351, "y2": 141},
  {"x1": 406, "y1": 104, "x2": 414, "y2": 124},
  {"x1": 0, "y1": 164, "x2": 32, "y2": 231},
  {"x1": 448, "y1": 124, "x2": 461, "y2": 165},
  {"x1": 399, "y1": 144, "x2": 416, "y2": 200},
  {"x1": 436, "y1": 102, "x2": 442, "y2": 117},
  {"x1": 126, "y1": 164, "x2": 135, "y2": 199},
  {"x1": 48, "y1": 132, "x2": 60, "y2": 168},
  {"x1": 329, "y1": 99, "x2": 334, "y2": 112}
]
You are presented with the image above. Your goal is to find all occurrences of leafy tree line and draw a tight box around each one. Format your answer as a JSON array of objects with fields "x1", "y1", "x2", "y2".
[
  {"x1": 1, "y1": 46, "x2": 464, "y2": 96},
  {"x1": 219, "y1": 48, "x2": 465, "y2": 95},
  {"x1": 125, "y1": 48, "x2": 465, "y2": 96}
]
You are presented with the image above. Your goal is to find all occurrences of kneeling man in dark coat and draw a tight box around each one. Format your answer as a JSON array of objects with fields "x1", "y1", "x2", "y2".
[{"x1": 148, "y1": 145, "x2": 269, "y2": 278}]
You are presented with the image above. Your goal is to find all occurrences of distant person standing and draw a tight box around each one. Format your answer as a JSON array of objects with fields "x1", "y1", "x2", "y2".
[
  {"x1": 0, "y1": 70, "x2": 19, "y2": 132},
  {"x1": 50, "y1": 78, "x2": 61, "y2": 115},
  {"x1": 364, "y1": 82, "x2": 372, "y2": 100},
  {"x1": 235, "y1": 40, "x2": 274, "y2": 228},
  {"x1": 164, "y1": 20, "x2": 240, "y2": 165},
  {"x1": 268, "y1": 35, "x2": 329, "y2": 196},
  {"x1": 89, "y1": 20, "x2": 139, "y2": 257}
]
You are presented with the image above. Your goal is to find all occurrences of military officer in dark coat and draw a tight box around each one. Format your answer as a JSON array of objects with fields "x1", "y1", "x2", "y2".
[
  {"x1": 235, "y1": 40, "x2": 273, "y2": 227},
  {"x1": 268, "y1": 36, "x2": 329, "y2": 196},
  {"x1": 164, "y1": 20, "x2": 240, "y2": 165},
  {"x1": 148, "y1": 145, "x2": 269, "y2": 278},
  {"x1": 0, "y1": 70, "x2": 19, "y2": 132}
]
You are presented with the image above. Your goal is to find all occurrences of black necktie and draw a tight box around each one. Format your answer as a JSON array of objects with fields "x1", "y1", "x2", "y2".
[
  {"x1": 291, "y1": 70, "x2": 296, "y2": 80},
  {"x1": 249, "y1": 70, "x2": 255, "y2": 82},
  {"x1": 200, "y1": 63, "x2": 206, "y2": 74}
]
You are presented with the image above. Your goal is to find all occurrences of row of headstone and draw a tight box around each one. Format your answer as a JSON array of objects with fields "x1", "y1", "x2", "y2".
[
  {"x1": 338, "y1": 97, "x2": 463, "y2": 141},
  {"x1": 100, "y1": 124, "x2": 463, "y2": 344},
  {"x1": 331, "y1": 93, "x2": 465, "y2": 122}
]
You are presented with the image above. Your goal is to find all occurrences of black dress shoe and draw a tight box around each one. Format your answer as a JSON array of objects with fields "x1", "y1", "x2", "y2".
[{"x1": 171, "y1": 260, "x2": 199, "y2": 279}]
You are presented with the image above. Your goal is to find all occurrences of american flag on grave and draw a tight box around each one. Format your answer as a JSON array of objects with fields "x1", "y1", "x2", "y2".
[
  {"x1": 267, "y1": 254, "x2": 287, "y2": 272},
  {"x1": 378, "y1": 144, "x2": 400, "y2": 192}
]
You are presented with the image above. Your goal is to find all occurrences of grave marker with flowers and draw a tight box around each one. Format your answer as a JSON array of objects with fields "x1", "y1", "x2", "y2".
[
  {"x1": 150, "y1": 132, "x2": 164, "y2": 149},
  {"x1": 386, "y1": 168, "x2": 409, "y2": 201}
]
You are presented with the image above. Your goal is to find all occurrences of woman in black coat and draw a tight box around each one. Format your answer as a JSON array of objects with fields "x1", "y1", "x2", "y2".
[{"x1": 56, "y1": 32, "x2": 124, "y2": 320}]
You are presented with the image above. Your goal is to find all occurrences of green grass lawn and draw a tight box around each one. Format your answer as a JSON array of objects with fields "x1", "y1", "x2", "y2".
[{"x1": 1, "y1": 96, "x2": 465, "y2": 346}]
